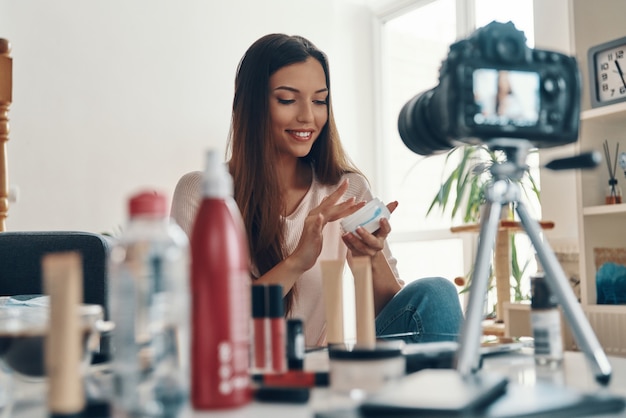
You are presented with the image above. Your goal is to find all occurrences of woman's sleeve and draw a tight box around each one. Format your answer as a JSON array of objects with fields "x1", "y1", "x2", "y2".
[{"x1": 170, "y1": 171, "x2": 203, "y2": 239}]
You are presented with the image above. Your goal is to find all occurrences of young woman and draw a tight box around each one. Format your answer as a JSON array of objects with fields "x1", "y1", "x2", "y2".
[{"x1": 171, "y1": 34, "x2": 463, "y2": 347}]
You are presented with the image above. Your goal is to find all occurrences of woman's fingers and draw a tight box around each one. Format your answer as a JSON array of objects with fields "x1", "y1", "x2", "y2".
[
  {"x1": 342, "y1": 204, "x2": 396, "y2": 258},
  {"x1": 311, "y1": 179, "x2": 365, "y2": 223},
  {"x1": 291, "y1": 213, "x2": 326, "y2": 272},
  {"x1": 342, "y1": 230, "x2": 380, "y2": 257}
]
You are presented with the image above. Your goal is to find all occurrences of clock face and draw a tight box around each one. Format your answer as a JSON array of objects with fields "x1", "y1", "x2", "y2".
[
  {"x1": 595, "y1": 45, "x2": 626, "y2": 102},
  {"x1": 588, "y1": 36, "x2": 626, "y2": 108}
]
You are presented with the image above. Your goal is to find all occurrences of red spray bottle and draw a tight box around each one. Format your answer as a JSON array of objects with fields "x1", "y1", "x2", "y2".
[{"x1": 190, "y1": 149, "x2": 251, "y2": 409}]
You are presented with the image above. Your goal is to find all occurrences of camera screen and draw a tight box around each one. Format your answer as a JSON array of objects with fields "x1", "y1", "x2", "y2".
[{"x1": 472, "y1": 69, "x2": 540, "y2": 128}]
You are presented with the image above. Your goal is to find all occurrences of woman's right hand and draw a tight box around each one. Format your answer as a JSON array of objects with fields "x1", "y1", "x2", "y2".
[{"x1": 288, "y1": 180, "x2": 364, "y2": 273}]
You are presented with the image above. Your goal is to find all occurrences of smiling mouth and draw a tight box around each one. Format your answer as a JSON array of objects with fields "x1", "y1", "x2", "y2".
[{"x1": 288, "y1": 130, "x2": 313, "y2": 141}]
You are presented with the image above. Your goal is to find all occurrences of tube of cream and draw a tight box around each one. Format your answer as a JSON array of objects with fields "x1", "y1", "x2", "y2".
[
  {"x1": 351, "y1": 256, "x2": 376, "y2": 349},
  {"x1": 43, "y1": 251, "x2": 85, "y2": 418},
  {"x1": 321, "y1": 260, "x2": 345, "y2": 346}
]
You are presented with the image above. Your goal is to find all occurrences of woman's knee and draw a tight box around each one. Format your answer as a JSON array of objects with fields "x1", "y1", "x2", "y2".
[{"x1": 403, "y1": 277, "x2": 460, "y2": 304}]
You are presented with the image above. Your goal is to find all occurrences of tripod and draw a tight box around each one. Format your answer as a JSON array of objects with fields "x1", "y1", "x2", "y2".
[{"x1": 454, "y1": 138, "x2": 613, "y2": 385}]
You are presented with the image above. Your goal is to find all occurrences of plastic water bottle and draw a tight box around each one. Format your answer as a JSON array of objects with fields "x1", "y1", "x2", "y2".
[
  {"x1": 190, "y1": 149, "x2": 251, "y2": 409},
  {"x1": 109, "y1": 190, "x2": 190, "y2": 417}
]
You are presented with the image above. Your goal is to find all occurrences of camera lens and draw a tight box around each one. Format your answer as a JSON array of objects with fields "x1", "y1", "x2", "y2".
[
  {"x1": 398, "y1": 89, "x2": 452, "y2": 156},
  {"x1": 397, "y1": 20, "x2": 580, "y2": 157}
]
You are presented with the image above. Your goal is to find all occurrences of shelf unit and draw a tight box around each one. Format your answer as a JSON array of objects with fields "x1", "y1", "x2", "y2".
[{"x1": 571, "y1": 0, "x2": 626, "y2": 356}]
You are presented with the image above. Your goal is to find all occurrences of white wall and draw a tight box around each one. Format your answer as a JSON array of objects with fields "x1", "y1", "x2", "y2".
[
  {"x1": 533, "y1": 0, "x2": 580, "y2": 250},
  {"x1": 0, "y1": 0, "x2": 374, "y2": 234},
  {"x1": 0, "y1": 0, "x2": 580, "y2": 242}
]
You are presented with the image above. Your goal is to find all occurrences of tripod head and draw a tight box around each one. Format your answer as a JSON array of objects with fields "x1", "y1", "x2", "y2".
[{"x1": 484, "y1": 137, "x2": 601, "y2": 183}]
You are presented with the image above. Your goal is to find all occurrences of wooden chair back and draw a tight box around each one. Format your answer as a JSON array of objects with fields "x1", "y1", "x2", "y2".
[{"x1": 0, "y1": 39, "x2": 12, "y2": 232}]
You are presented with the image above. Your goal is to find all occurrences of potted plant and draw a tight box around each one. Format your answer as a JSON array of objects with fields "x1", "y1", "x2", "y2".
[{"x1": 427, "y1": 144, "x2": 540, "y2": 314}]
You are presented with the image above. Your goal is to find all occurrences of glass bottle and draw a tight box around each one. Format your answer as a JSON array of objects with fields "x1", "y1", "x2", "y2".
[
  {"x1": 605, "y1": 178, "x2": 623, "y2": 204},
  {"x1": 531, "y1": 273, "x2": 563, "y2": 368}
]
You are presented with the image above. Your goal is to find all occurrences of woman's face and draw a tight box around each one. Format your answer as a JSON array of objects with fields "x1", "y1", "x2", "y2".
[{"x1": 268, "y1": 57, "x2": 329, "y2": 159}]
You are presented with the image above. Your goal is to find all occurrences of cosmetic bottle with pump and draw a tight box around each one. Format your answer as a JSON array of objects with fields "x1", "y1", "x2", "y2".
[{"x1": 190, "y1": 149, "x2": 252, "y2": 409}]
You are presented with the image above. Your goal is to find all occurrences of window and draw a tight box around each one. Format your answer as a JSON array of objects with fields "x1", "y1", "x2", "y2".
[{"x1": 375, "y1": 0, "x2": 536, "y2": 309}]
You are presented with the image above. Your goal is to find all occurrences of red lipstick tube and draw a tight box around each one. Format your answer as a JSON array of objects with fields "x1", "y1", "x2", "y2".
[
  {"x1": 268, "y1": 284, "x2": 286, "y2": 373},
  {"x1": 251, "y1": 284, "x2": 269, "y2": 372},
  {"x1": 253, "y1": 370, "x2": 329, "y2": 387}
]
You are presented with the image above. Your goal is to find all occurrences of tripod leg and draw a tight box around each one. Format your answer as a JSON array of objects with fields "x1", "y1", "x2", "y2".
[
  {"x1": 455, "y1": 199, "x2": 505, "y2": 377},
  {"x1": 516, "y1": 201, "x2": 612, "y2": 384}
]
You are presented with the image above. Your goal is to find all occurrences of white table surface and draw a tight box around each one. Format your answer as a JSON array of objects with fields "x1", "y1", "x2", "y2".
[{"x1": 13, "y1": 348, "x2": 626, "y2": 417}]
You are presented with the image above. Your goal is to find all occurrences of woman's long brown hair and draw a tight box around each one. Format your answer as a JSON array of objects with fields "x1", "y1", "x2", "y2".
[{"x1": 226, "y1": 34, "x2": 359, "y2": 315}]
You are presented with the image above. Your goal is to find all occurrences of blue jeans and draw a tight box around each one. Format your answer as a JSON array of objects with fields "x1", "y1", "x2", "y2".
[{"x1": 375, "y1": 277, "x2": 463, "y2": 343}]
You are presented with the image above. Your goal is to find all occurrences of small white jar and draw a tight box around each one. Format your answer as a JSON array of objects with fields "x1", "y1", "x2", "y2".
[
  {"x1": 340, "y1": 198, "x2": 390, "y2": 235},
  {"x1": 329, "y1": 344, "x2": 405, "y2": 396}
]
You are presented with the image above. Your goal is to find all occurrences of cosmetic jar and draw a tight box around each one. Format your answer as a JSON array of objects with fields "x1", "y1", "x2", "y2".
[
  {"x1": 328, "y1": 343, "x2": 405, "y2": 396},
  {"x1": 340, "y1": 198, "x2": 390, "y2": 235},
  {"x1": 0, "y1": 295, "x2": 112, "y2": 378}
]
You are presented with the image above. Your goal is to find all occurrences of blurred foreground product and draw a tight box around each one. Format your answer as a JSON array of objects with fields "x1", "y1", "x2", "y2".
[
  {"x1": 43, "y1": 251, "x2": 85, "y2": 418},
  {"x1": 531, "y1": 273, "x2": 563, "y2": 368},
  {"x1": 251, "y1": 284, "x2": 287, "y2": 374},
  {"x1": 109, "y1": 190, "x2": 190, "y2": 417},
  {"x1": 190, "y1": 150, "x2": 251, "y2": 409}
]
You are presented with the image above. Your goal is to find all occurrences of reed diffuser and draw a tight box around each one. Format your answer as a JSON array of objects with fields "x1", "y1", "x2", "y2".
[{"x1": 603, "y1": 140, "x2": 622, "y2": 204}]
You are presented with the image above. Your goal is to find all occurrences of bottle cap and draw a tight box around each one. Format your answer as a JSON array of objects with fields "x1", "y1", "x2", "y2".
[
  {"x1": 202, "y1": 149, "x2": 233, "y2": 198},
  {"x1": 267, "y1": 284, "x2": 284, "y2": 318},
  {"x1": 251, "y1": 285, "x2": 267, "y2": 319},
  {"x1": 531, "y1": 273, "x2": 558, "y2": 309},
  {"x1": 128, "y1": 190, "x2": 168, "y2": 217}
]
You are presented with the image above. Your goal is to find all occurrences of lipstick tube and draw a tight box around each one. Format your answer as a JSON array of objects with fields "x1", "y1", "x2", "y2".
[
  {"x1": 268, "y1": 284, "x2": 286, "y2": 373},
  {"x1": 252, "y1": 370, "x2": 329, "y2": 387},
  {"x1": 251, "y1": 284, "x2": 269, "y2": 372}
]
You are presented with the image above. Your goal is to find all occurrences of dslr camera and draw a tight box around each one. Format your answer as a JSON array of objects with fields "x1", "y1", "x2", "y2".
[{"x1": 398, "y1": 21, "x2": 581, "y2": 156}]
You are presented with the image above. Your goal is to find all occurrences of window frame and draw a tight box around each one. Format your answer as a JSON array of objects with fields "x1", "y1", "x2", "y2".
[{"x1": 370, "y1": 0, "x2": 481, "y2": 281}]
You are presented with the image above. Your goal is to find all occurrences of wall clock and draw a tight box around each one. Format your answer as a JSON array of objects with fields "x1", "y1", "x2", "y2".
[{"x1": 588, "y1": 35, "x2": 626, "y2": 108}]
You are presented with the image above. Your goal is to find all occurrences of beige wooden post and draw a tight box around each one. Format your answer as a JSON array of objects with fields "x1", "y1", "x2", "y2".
[
  {"x1": 451, "y1": 219, "x2": 555, "y2": 325},
  {"x1": 0, "y1": 39, "x2": 12, "y2": 232}
]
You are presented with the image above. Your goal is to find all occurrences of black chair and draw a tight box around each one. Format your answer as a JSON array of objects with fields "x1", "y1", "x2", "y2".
[{"x1": 0, "y1": 230, "x2": 113, "y2": 362}]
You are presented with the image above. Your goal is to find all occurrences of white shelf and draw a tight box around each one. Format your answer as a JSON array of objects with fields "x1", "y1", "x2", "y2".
[
  {"x1": 581, "y1": 101, "x2": 626, "y2": 122},
  {"x1": 570, "y1": 0, "x2": 626, "y2": 354},
  {"x1": 584, "y1": 304, "x2": 626, "y2": 313},
  {"x1": 583, "y1": 204, "x2": 626, "y2": 216}
]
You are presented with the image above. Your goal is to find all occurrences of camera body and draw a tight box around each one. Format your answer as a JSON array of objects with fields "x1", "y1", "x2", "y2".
[{"x1": 399, "y1": 21, "x2": 581, "y2": 156}]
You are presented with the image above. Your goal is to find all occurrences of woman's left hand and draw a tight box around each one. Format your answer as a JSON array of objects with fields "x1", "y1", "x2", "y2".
[{"x1": 342, "y1": 201, "x2": 398, "y2": 257}]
